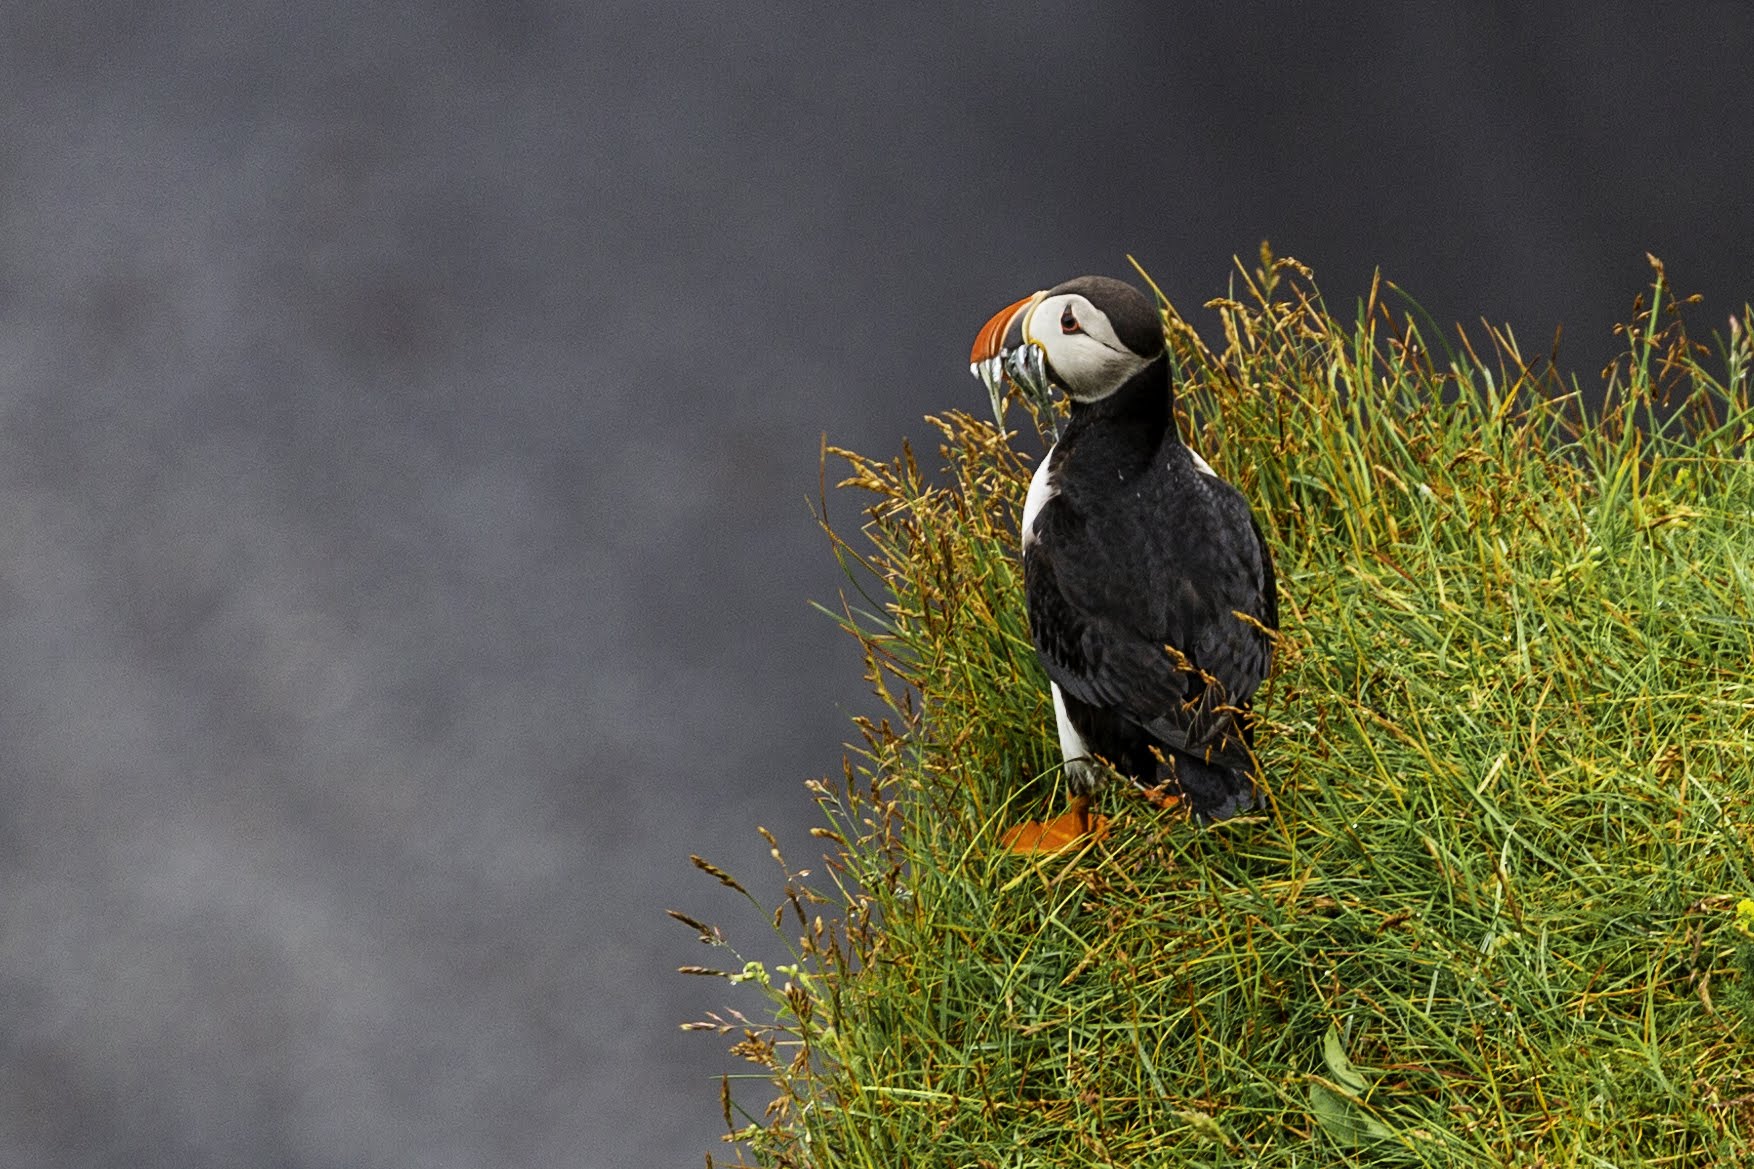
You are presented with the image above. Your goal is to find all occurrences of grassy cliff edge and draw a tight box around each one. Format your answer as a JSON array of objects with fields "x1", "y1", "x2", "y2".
[{"x1": 683, "y1": 254, "x2": 1754, "y2": 1167}]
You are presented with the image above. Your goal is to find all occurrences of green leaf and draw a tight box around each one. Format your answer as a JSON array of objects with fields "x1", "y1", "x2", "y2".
[
  {"x1": 1309, "y1": 1025, "x2": 1394, "y2": 1145},
  {"x1": 1321, "y1": 1022, "x2": 1369, "y2": 1094}
]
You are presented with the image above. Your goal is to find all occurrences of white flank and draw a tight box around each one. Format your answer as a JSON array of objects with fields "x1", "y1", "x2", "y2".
[{"x1": 1189, "y1": 449, "x2": 1215, "y2": 476}]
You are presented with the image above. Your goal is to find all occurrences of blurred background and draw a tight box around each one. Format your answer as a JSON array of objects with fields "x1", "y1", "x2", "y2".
[{"x1": 1, "y1": 3, "x2": 1749, "y2": 1166}]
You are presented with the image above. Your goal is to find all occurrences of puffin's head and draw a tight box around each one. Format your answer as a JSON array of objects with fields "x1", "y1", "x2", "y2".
[{"x1": 969, "y1": 275, "x2": 1164, "y2": 427}]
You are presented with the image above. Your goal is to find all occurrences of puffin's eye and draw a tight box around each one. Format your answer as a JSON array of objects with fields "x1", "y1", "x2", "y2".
[{"x1": 1060, "y1": 305, "x2": 1082, "y2": 334}]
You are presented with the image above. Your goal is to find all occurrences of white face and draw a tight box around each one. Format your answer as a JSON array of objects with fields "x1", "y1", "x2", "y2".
[{"x1": 1020, "y1": 292, "x2": 1151, "y2": 402}]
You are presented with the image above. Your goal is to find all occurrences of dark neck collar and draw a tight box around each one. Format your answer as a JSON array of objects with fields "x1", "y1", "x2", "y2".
[{"x1": 1065, "y1": 353, "x2": 1175, "y2": 441}]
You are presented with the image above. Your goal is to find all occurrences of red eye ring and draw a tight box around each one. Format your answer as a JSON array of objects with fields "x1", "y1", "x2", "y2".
[{"x1": 1060, "y1": 305, "x2": 1082, "y2": 334}]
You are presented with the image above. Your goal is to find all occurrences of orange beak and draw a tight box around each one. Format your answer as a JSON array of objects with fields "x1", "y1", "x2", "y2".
[{"x1": 969, "y1": 293, "x2": 1038, "y2": 367}]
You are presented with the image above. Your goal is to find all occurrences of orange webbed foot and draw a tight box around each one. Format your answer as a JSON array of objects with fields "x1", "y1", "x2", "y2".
[{"x1": 999, "y1": 795, "x2": 1110, "y2": 855}]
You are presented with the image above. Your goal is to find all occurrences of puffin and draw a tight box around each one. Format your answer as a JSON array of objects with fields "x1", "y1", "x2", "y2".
[{"x1": 968, "y1": 275, "x2": 1277, "y2": 852}]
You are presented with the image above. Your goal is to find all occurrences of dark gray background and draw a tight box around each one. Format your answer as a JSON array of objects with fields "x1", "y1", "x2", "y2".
[{"x1": 1, "y1": 3, "x2": 1748, "y2": 1166}]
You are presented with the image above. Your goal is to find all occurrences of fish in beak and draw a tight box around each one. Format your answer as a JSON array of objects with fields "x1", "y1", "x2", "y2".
[{"x1": 968, "y1": 291, "x2": 1056, "y2": 434}]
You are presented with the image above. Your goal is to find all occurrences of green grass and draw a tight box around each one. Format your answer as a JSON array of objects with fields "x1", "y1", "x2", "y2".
[{"x1": 680, "y1": 252, "x2": 1754, "y2": 1167}]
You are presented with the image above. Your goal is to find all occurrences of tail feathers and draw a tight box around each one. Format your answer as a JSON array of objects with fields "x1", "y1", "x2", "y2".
[{"x1": 1164, "y1": 750, "x2": 1264, "y2": 823}]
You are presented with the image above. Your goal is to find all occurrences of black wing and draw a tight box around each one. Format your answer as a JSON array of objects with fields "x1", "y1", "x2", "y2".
[{"x1": 1024, "y1": 473, "x2": 1274, "y2": 767}]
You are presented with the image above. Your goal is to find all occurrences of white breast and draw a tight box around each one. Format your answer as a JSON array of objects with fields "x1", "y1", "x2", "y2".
[{"x1": 1020, "y1": 445, "x2": 1059, "y2": 551}]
